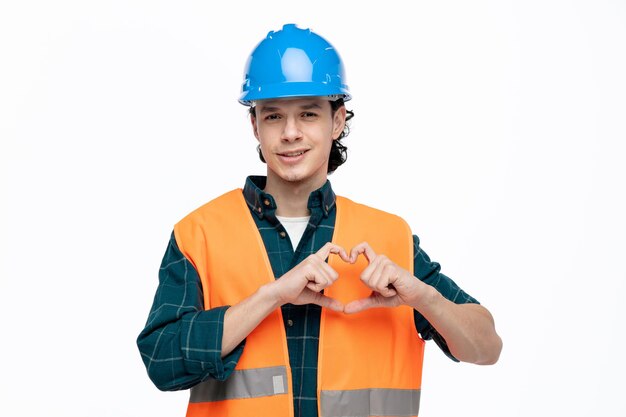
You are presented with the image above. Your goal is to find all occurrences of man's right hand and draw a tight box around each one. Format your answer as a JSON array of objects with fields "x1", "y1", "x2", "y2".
[
  {"x1": 268, "y1": 242, "x2": 349, "y2": 312},
  {"x1": 222, "y1": 242, "x2": 348, "y2": 356}
]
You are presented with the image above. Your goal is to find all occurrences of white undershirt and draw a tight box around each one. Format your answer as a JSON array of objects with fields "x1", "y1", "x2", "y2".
[{"x1": 276, "y1": 215, "x2": 311, "y2": 250}]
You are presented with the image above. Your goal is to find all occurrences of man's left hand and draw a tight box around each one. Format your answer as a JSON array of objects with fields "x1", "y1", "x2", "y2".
[{"x1": 343, "y1": 241, "x2": 432, "y2": 314}]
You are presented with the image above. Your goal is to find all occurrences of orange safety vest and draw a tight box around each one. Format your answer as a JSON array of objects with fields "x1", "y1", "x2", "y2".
[{"x1": 174, "y1": 189, "x2": 425, "y2": 417}]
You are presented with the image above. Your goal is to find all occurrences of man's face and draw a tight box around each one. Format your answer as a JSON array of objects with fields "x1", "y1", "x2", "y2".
[{"x1": 252, "y1": 97, "x2": 346, "y2": 187}]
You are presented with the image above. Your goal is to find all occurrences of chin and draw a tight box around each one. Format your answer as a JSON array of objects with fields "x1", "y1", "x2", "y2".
[
  {"x1": 269, "y1": 165, "x2": 305, "y2": 182},
  {"x1": 280, "y1": 172, "x2": 306, "y2": 183},
  {"x1": 270, "y1": 164, "x2": 325, "y2": 184}
]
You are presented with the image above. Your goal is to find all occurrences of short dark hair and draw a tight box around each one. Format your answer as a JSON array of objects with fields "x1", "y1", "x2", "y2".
[{"x1": 249, "y1": 99, "x2": 354, "y2": 174}]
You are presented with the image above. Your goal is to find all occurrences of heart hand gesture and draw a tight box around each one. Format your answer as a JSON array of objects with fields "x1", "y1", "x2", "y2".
[
  {"x1": 344, "y1": 242, "x2": 427, "y2": 314},
  {"x1": 271, "y1": 242, "x2": 350, "y2": 312}
]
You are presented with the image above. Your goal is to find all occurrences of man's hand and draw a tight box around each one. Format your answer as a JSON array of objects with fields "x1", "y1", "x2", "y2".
[
  {"x1": 269, "y1": 242, "x2": 350, "y2": 312},
  {"x1": 343, "y1": 241, "x2": 502, "y2": 364},
  {"x1": 344, "y1": 241, "x2": 432, "y2": 314}
]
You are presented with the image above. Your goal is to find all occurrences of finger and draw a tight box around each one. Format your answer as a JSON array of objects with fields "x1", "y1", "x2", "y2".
[
  {"x1": 369, "y1": 274, "x2": 398, "y2": 298},
  {"x1": 377, "y1": 263, "x2": 399, "y2": 297},
  {"x1": 361, "y1": 256, "x2": 397, "y2": 297},
  {"x1": 317, "y1": 256, "x2": 340, "y2": 281},
  {"x1": 306, "y1": 276, "x2": 334, "y2": 292},
  {"x1": 304, "y1": 265, "x2": 334, "y2": 292},
  {"x1": 350, "y1": 242, "x2": 377, "y2": 264},
  {"x1": 316, "y1": 242, "x2": 350, "y2": 262},
  {"x1": 369, "y1": 257, "x2": 387, "y2": 287},
  {"x1": 360, "y1": 256, "x2": 383, "y2": 290},
  {"x1": 306, "y1": 290, "x2": 344, "y2": 312},
  {"x1": 359, "y1": 259, "x2": 375, "y2": 284},
  {"x1": 344, "y1": 293, "x2": 398, "y2": 314},
  {"x1": 307, "y1": 257, "x2": 339, "y2": 291},
  {"x1": 379, "y1": 286, "x2": 398, "y2": 297},
  {"x1": 344, "y1": 292, "x2": 381, "y2": 314},
  {"x1": 333, "y1": 246, "x2": 351, "y2": 263}
]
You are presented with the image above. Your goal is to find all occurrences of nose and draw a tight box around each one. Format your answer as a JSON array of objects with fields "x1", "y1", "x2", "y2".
[{"x1": 281, "y1": 116, "x2": 302, "y2": 142}]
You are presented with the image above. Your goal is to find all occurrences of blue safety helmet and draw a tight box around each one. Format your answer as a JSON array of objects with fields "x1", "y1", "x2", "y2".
[{"x1": 239, "y1": 24, "x2": 351, "y2": 106}]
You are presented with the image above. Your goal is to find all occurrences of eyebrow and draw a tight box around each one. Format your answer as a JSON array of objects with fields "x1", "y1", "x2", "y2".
[{"x1": 258, "y1": 102, "x2": 323, "y2": 114}]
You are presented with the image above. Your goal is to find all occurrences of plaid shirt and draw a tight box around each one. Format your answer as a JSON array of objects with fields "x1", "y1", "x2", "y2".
[{"x1": 137, "y1": 176, "x2": 478, "y2": 417}]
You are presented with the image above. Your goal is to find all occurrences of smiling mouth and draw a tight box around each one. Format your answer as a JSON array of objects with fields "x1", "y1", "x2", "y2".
[{"x1": 278, "y1": 150, "x2": 308, "y2": 157}]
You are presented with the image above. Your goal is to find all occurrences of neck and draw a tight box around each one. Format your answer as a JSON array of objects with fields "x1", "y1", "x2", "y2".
[{"x1": 264, "y1": 172, "x2": 327, "y2": 217}]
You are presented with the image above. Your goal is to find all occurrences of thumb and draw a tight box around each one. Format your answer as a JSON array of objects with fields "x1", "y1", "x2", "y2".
[
  {"x1": 344, "y1": 292, "x2": 397, "y2": 314},
  {"x1": 306, "y1": 290, "x2": 344, "y2": 312},
  {"x1": 343, "y1": 293, "x2": 379, "y2": 314}
]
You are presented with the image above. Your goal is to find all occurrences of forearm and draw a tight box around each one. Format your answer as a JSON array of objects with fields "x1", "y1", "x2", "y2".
[
  {"x1": 137, "y1": 305, "x2": 245, "y2": 390},
  {"x1": 138, "y1": 233, "x2": 245, "y2": 390},
  {"x1": 222, "y1": 283, "x2": 281, "y2": 357},
  {"x1": 413, "y1": 288, "x2": 502, "y2": 365},
  {"x1": 223, "y1": 243, "x2": 349, "y2": 356}
]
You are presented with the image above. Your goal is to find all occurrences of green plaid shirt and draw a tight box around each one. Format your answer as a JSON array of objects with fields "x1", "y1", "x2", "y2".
[{"x1": 137, "y1": 176, "x2": 478, "y2": 417}]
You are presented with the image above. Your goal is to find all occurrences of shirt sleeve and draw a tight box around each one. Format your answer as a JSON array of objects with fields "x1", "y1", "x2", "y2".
[
  {"x1": 136, "y1": 232, "x2": 245, "y2": 391},
  {"x1": 412, "y1": 234, "x2": 479, "y2": 362}
]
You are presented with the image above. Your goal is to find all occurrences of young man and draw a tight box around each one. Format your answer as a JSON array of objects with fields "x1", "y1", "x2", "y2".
[{"x1": 137, "y1": 23, "x2": 502, "y2": 417}]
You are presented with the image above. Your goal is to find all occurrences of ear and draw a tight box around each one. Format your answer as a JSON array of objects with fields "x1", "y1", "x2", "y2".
[
  {"x1": 332, "y1": 106, "x2": 347, "y2": 140},
  {"x1": 250, "y1": 114, "x2": 260, "y2": 141}
]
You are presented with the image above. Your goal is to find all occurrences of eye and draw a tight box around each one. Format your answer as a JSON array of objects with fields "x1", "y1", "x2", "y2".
[
  {"x1": 301, "y1": 112, "x2": 318, "y2": 119},
  {"x1": 264, "y1": 113, "x2": 281, "y2": 121}
]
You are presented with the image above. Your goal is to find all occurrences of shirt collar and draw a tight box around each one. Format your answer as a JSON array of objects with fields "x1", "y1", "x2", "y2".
[{"x1": 243, "y1": 175, "x2": 336, "y2": 220}]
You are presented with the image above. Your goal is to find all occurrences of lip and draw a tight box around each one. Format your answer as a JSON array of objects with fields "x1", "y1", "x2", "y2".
[{"x1": 276, "y1": 148, "x2": 309, "y2": 164}]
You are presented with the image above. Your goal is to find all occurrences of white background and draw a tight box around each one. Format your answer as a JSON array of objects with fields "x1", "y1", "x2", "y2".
[{"x1": 1, "y1": 1, "x2": 625, "y2": 416}]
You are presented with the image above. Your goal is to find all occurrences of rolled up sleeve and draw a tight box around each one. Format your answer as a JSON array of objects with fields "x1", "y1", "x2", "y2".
[
  {"x1": 137, "y1": 232, "x2": 245, "y2": 391},
  {"x1": 412, "y1": 234, "x2": 479, "y2": 362}
]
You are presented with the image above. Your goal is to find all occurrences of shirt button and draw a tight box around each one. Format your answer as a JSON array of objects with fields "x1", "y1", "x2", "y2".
[
  {"x1": 279, "y1": 231, "x2": 286, "y2": 238},
  {"x1": 263, "y1": 199, "x2": 271, "y2": 206},
  {"x1": 287, "y1": 320, "x2": 294, "y2": 327}
]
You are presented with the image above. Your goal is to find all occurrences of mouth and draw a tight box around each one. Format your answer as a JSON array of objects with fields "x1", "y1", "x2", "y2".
[
  {"x1": 276, "y1": 149, "x2": 309, "y2": 165},
  {"x1": 277, "y1": 149, "x2": 309, "y2": 157}
]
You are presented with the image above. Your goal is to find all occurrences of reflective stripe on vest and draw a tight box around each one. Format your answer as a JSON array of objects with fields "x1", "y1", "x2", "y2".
[
  {"x1": 321, "y1": 388, "x2": 421, "y2": 417},
  {"x1": 175, "y1": 189, "x2": 425, "y2": 417},
  {"x1": 189, "y1": 366, "x2": 288, "y2": 403}
]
